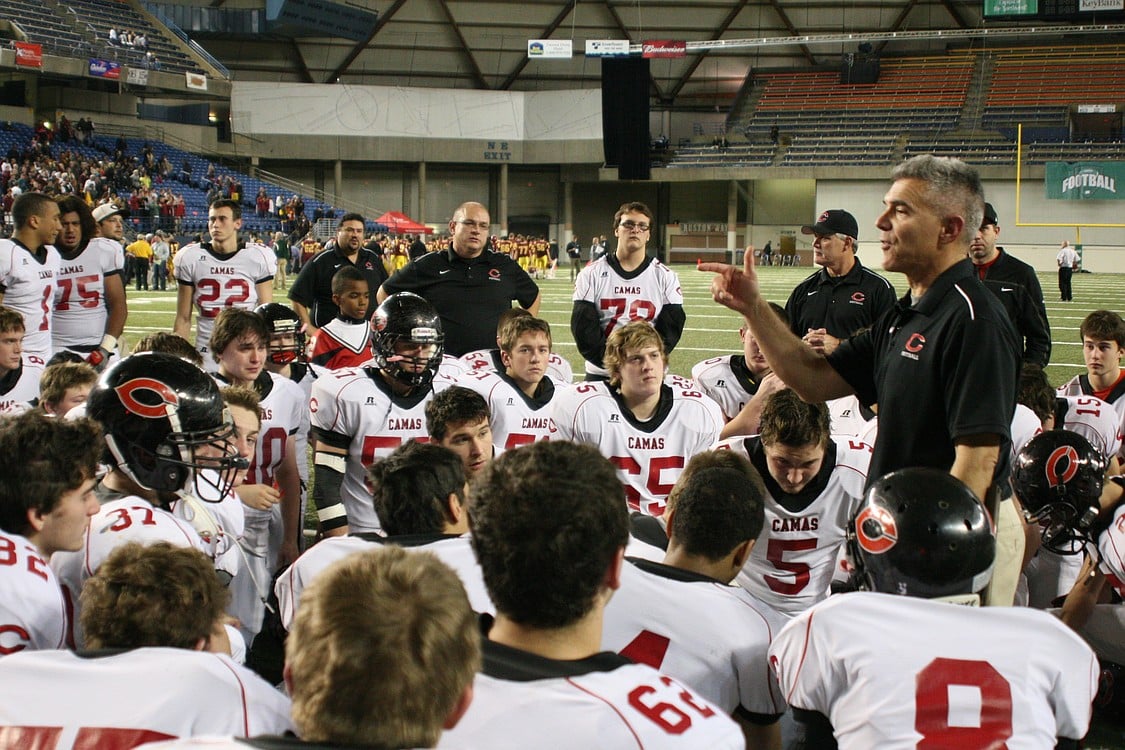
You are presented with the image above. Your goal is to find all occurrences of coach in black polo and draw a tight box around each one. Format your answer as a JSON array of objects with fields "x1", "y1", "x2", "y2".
[
  {"x1": 376, "y1": 201, "x2": 541, "y2": 356},
  {"x1": 702, "y1": 156, "x2": 1021, "y2": 603},
  {"x1": 288, "y1": 212, "x2": 389, "y2": 338},
  {"x1": 785, "y1": 209, "x2": 896, "y2": 355}
]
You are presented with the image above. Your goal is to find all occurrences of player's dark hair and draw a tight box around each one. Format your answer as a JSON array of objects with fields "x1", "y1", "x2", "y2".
[
  {"x1": 0, "y1": 412, "x2": 101, "y2": 537},
  {"x1": 1017, "y1": 364, "x2": 1055, "y2": 424},
  {"x1": 368, "y1": 442, "x2": 466, "y2": 536},
  {"x1": 759, "y1": 388, "x2": 830, "y2": 449},
  {"x1": 666, "y1": 448, "x2": 763, "y2": 515},
  {"x1": 131, "y1": 332, "x2": 205, "y2": 367},
  {"x1": 498, "y1": 314, "x2": 552, "y2": 353},
  {"x1": 0, "y1": 306, "x2": 25, "y2": 335},
  {"x1": 1080, "y1": 309, "x2": 1125, "y2": 349},
  {"x1": 209, "y1": 197, "x2": 241, "y2": 221},
  {"x1": 338, "y1": 212, "x2": 366, "y2": 228},
  {"x1": 469, "y1": 441, "x2": 628, "y2": 629},
  {"x1": 668, "y1": 467, "x2": 765, "y2": 561},
  {"x1": 767, "y1": 301, "x2": 789, "y2": 326},
  {"x1": 81, "y1": 542, "x2": 228, "y2": 650},
  {"x1": 425, "y1": 386, "x2": 490, "y2": 443},
  {"x1": 331, "y1": 265, "x2": 368, "y2": 296},
  {"x1": 613, "y1": 201, "x2": 653, "y2": 227},
  {"x1": 55, "y1": 195, "x2": 97, "y2": 251},
  {"x1": 209, "y1": 307, "x2": 270, "y2": 362},
  {"x1": 12, "y1": 192, "x2": 55, "y2": 231}
]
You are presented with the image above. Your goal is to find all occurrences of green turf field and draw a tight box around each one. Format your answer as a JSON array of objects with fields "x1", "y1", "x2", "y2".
[{"x1": 122, "y1": 265, "x2": 1124, "y2": 389}]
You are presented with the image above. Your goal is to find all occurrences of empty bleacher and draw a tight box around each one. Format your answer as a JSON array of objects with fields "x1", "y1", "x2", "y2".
[
  {"x1": 0, "y1": 0, "x2": 94, "y2": 58},
  {"x1": 62, "y1": 0, "x2": 208, "y2": 75}
]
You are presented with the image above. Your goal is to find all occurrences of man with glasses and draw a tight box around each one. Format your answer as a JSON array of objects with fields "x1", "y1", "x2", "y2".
[
  {"x1": 377, "y1": 201, "x2": 540, "y2": 357},
  {"x1": 785, "y1": 209, "x2": 895, "y2": 357},
  {"x1": 571, "y1": 201, "x2": 685, "y2": 381},
  {"x1": 288, "y1": 212, "x2": 388, "y2": 347}
]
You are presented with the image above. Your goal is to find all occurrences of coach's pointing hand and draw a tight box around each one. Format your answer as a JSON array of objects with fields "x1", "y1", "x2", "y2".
[{"x1": 699, "y1": 247, "x2": 760, "y2": 317}]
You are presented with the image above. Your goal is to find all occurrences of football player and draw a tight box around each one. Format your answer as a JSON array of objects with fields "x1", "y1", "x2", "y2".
[
  {"x1": 0, "y1": 192, "x2": 61, "y2": 364},
  {"x1": 460, "y1": 306, "x2": 572, "y2": 384},
  {"x1": 439, "y1": 441, "x2": 744, "y2": 749},
  {"x1": 553, "y1": 320, "x2": 723, "y2": 517},
  {"x1": 0, "y1": 306, "x2": 43, "y2": 414},
  {"x1": 458, "y1": 314, "x2": 563, "y2": 450},
  {"x1": 425, "y1": 386, "x2": 496, "y2": 480},
  {"x1": 38, "y1": 361, "x2": 97, "y2": 417},
  {"x1": 309, "y1": 292, "x2": 445, "y2": 536},
  {"x1": 211, "y1": 308, "x2": 305, "y2": 643},
  {"x1": 173, "y1": 199, "x2": 276, "y2": 369},
  {"x1": 602, "y1": 466, "x2": 785, "y2": 748},
  {"x1": 0, "y1": 542, "x2": 292, "y2": 744},
  {"x1": 717, "y1": 389, "x2": 871, "y2": 617},
  {"x1": 571, "y1": 201, "x2": 684, "y2": 381},
  {"x1": 770, "y1": 468, "x2": 1097, "y2": 749},
  {"x1": 1059, "y1": 309, "x2": 1125, "y2": 462},
  {"x1": 0, "y1": 412, "x2": 100, "y2": 655},
  {"x1": 50, "y1": 352, "x2": 248, "y2": 647},
  {"x1": 52, "y1": 197, "x2": 127, "y2": 370}
]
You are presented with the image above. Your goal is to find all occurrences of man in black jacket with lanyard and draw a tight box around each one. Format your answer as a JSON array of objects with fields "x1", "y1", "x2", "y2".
[
  {"x1": 969, "y1": 202, "x2": 1051, "y2": 367},
  {"x1": 785, "y1": 209, "x2": 896, "y2": 355}
]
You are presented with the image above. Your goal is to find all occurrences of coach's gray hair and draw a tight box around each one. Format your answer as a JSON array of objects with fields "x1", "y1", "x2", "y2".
[{"x1": 891, "y1": 155, "x2": 985, "y2": 245}]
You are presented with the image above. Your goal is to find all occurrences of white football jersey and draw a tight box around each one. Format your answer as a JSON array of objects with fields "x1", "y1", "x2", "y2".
[
  {"x1": 573, "y1": 256, "x2": 683, "y2": 378},
  {"x1": 553, "y1": 381, "x2": 723, "y2": 516},
  {"x1": 601, "y1": 558, "x2": 785, "y2": 717},
  {"x1": 1097, "y1": 501, "x2": 1125, "y2": 598},
  {"x1": 770, "y1": 592, "x2": 1097, "y2": 749},
  {"x1": 0, "y1": 360, "x2": 43, "y2": 415},
  {"x1": 460, "y1": 347, "x2": 573, "y2": 384},
  {"x1": 0, "y1": 531, "x2": 66, "y2": 655},
  {"x1": 50, "y1": 495, "x2": 208, "y2": 648},
  {"x1": 275, "y1": 533, "x2": 493, "y2": 630},
  {"x1": 690, "y1": 354, "x2": 763, "y2": 422},
  {"x1": 0, "y1": 647, "x2": 293, "y2": 745},
  {"x1": 0, "y1": 238, "x2": 61, "y2": 361},
  {"x1": 173, "y1": 242, "x2": 276, "y2": 360},
  {"x1": 309, "y1": 368, "x2": 437, "y2": 533},
  {"x1": 719, "y1": 435, "x2": 871, "y2": 617},
  {"x1": 1059, "y1": 374, "x2": 1125, "y2": 460},
  {"x1": 439, "y1": 642, "x2": 744, "y2": 749},
  {"x1": 456, "y1": 369, "x2": 560, "y2": 450},
  {"x1": 827, "y1": 395, "x2": 877, "y2": 439},
  {"x1": 52, "y1": 237, "x2": 124, "y2": 350},
  {"x1": 1055, "y1": 394, "x2": 1123, "y2": 460},
  {"x1": 1010, "y1": 403, "x2": 1043, "y2": 463}
]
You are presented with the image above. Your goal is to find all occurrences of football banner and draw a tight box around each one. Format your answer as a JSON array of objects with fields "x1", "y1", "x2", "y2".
[
  {"x1": 14, "y1": 42, "x2": 42, "y2": 68},
  {"x1": 1045, "y1": 161, "x2": 1125, "y2": 200}
]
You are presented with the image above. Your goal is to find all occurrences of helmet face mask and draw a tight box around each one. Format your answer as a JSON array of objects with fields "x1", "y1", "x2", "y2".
[
  {"x1": 1012, "y1": 429, "x2": 1107, "y2": 555},
  {"x1": 370, "y1": 292, "x2": 444, "y2": 388},
  {"x1": 255, "y1": 302, "x2": 306, "y2": 366},
  {"x1": 847, "y1": 468, "x2": 996, "y2": 599},
  {"x1": 89, "y1": 352, "x2": 250, "y2": 505}
]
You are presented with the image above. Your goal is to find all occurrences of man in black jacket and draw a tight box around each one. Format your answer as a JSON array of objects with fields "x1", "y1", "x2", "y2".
[{"x1": 969, "y1": 202, "x2": 1051, "y2": 367}]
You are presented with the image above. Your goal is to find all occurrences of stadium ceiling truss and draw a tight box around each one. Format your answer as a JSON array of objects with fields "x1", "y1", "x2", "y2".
[{"x1": 187, "y1": 0, "x2": 1125, "y2": 109}]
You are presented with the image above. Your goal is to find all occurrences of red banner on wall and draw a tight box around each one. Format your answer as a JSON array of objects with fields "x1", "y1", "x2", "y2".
[
  {"x1": 642, "y1": 40, "x2": 686, "y2": 58},
  {"x1": 13, "y1": 42, "x2": 42, "y2": 68}
]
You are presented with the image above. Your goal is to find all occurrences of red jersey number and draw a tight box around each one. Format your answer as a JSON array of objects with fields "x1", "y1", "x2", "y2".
[
  {"x1": 196, "y1": 278, "x2": 251, "y2": 318},
  {"x1": 915, "y1": 657, "x2": 1012, "y2": 748}
]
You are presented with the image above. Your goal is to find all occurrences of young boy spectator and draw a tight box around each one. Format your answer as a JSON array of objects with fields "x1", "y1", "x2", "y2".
[
  {"x1": 38, "y1": 361, "x2": 98, "y2": 417},
  {"x1": 310, "y1": 266, "x2": 372, "y2": 369}
]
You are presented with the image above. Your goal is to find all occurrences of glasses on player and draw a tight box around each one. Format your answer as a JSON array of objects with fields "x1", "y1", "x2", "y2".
[{"x1": 619, "y1": 221, "x2": 650, "y2": 232}]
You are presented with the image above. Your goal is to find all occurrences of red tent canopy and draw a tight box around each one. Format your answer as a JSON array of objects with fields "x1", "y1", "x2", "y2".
[{"x1": 374, "y1": 210, "x2": 433, "y2": 235}]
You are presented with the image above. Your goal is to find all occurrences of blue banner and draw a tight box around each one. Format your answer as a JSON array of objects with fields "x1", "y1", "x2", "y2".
[{"x1": 88, "y1": 59, "x2": 121, "y2": 80}]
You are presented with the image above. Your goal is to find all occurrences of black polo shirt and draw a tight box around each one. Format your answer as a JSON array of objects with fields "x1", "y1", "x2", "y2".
[
  {"x1": 381, "y1": 248, "x2": 540, "y2": 356},
  {"x1": 287, "y1": 244, "x2": 388, "y2": 328},
  {"x1": 827, "y1": 259, "x2": 1019, "y2": 490},
  {"x1": 975, "y1": 248, "x2": 1051, "y2": 367},
  {"x1": 785, "y1": 257, "x2": 897, "y2": 339}
]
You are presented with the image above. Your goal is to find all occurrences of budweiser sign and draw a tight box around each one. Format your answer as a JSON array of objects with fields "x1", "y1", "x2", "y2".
[{"x1": 642, "y1": 40, "x2": 686, "y2": 58}]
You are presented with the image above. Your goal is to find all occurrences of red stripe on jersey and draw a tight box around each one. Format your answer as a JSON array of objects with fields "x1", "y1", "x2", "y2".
[{"x1": 566, "y1": 677, "x2": 645, "y2": 749}]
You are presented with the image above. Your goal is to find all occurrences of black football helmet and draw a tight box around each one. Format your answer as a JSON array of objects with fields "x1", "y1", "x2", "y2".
[
  {"x1": 86, "y1": 352, "x2": 248, "y2": 503},
  {"x1": 847, "y1": 468, "x2": 996, "y2": 599},
  {"x1": 370, "y1": 292, "x2": 443, "y2": 388},
  {"x1": 1012, "y1": 429, "x2": 1106, "y2": 555},
  {"x1": 255, "y1": 302, "x2": 306, "y2": 366}
]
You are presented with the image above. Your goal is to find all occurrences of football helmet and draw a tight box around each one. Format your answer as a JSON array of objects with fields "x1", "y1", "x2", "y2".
[
  {"x1": 370, "y1": 292, "x2": 443, "y2": 388},
  {"x1": 847, "y1": 468, "x2": 995, "y2": 599},
  {"x1": 255, "y1": 302, "x2": 306, "y2": 366},
  {"x1": 87, "y1": 352, "x2": 248, "y2": 503},
  {"x1": 1011, "y1": 429, "x2": 1106, "y2": 555}
]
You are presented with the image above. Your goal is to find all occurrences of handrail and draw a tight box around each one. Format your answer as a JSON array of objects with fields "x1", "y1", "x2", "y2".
[{"x1": 142, "y1": 1, "x2": 229, "y2": 79}]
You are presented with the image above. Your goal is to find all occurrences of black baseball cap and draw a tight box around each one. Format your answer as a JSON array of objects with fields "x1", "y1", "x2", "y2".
[
  {"x1": 981, "y1": 202, "x2": 999, "y2": 227},
  {"x1": 801, "y1": 209, "x2": 859, "y2": 240}
]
